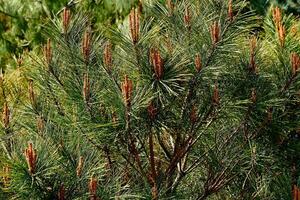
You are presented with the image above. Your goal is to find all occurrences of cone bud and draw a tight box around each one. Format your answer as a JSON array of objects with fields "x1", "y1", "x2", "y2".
[
  {"x1": 44, "y1": 38, "x2": 52, "y2": 65},
  {"x1": 212, "y1": 84, "x2": 220, "y2": 105},
  {"x1": 76, "y1": 156, "x2": 84, "y2": 177},
  {"x1": 121, "y1": 75, "x2": 133, "y2": 107},
  {"x1": 129, "y1": 8, "x2": 140, "y2": 44},
  {"x1": 291, "y1": 52, "x2": 300, "y2": 76},
  {"x1": 194, "y1": 53, "x2": 202, "y2": 72},
  {"x1": 211, "y1": 21, "x2": 220, "y2": 45},
  {"x1": 89, "y1": 177, "x2": 98, "y2": 200},
  {"x1": 82, "y1": 28, "x2": 91, "y2": 63},
  {"x1": 62, "y1": 7, "x2": 71, "y2": 33},
  {"x1": 28, "y1": 80, "x2": 36, "y2": 106},
  {"x1": 151, "y1": 48, "x2": 164, "y2": 80},
  {"x1": 58, "y1": 184, "x2": 65, "y2": 200},
  {"x1": 184, "y1": 5, "x2": 191, "y2": 30},
  {"x1": 25, "y1": 142, "x2": 37, "y2": 174},
  {"x1": 103, "y1": 41, "x2": 113, "y2": 72}
]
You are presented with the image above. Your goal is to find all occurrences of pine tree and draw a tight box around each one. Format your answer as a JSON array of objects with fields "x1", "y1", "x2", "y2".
[{"x1": 0, "y1": 0, "x2": 300, "y2": 199}]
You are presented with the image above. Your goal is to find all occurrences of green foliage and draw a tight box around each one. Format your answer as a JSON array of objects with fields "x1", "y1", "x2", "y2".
[
  {"x1": 249, "y1": 0, "x2": 271, "y2": 15},
  {"x1": 0, "y1": 0, "x2": 67, "y2": 70},
  {"x1": 249, "y1": 0, "x2": 300, "y2": 15},
  {"x1": 277, "y1": 0, "x2": 300, "y2": 14},
  {"x1": 0, "y1": 0, "x2": 300, "y2": 199},
  {"x1": 81, "y1": 0, "x2": 138, "y2": 26},
  {"x1": 0, "y1": 0, "x2": 137, "y2": 71}
]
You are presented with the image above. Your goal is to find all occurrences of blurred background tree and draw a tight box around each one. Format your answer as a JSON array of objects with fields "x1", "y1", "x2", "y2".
[
  {"x1": 0, "y1": 0, "x2": 140, "y2": 71},
  {"x1": 0, "y1": 0, "x2": 67, "y2": 70},
  {"x1": 249, "y1": 0, "x2": 300, "y2": 15}
]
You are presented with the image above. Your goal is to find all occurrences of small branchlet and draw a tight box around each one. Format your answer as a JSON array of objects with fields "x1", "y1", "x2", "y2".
[
  {"x1": 184, "y1": 5, "x2": 191, "y2": 30},
  {"x1": 25, "y1": 143, "x2": 37, "y2": 175},
  {"x1": 147, "y1": 102, "x2": 157, "y2": 120},
  {"x1": 251, "y1": 88, "x2": 257, "y2": 103},
  {"x1": 17, "y1": 56, "x2": 23, "y2": 67},
  {"x1": 291, "y1": 24, "x2": 298, "y2": 37},
  {"x1": 121, "y1": 75, "x2": 133, "y2": 108},
  {"x1": 99, "y1": 104, "x2": 107, "y2": 118},
  {"x1": 194, "y1": 53, "x2": 202, "y2": 72},
  {"x1": 151, "y1": 186, "x2": 159, "y2": 200},
  {"x1": 36, "y1": 116, "x2": 44, "y2": 133},
  {"x1": 103, "y1": 41, "x2": 112, "y2": 73},
  {"x1": 267, "y1": 108, "x2": 272, "y2": 122},
  {"x1": 0, "y1": 73, "x2": 3, "y2": 86},
  {"x1": 112, "y1": 111, "x2": 118, "y2": 125},
  {"x1": 211, "y1": 21, "x2": 220, "y2": 45},
  {"x1": 2, "y1": 166, "x2": 10, "y2": 186},
  {"x1": 103, "y1": 145, "x2": 113, "y2": 170},
  {"x1": 62, "y1": 7, "x2": 71, "y2": 34},
  {"x1": 293, "y1": 185, "x2": 300, "y2": 200},
  {"x1": 150, "y1": 48, "x2": 164, "y2": 80},
  {"x1": 44, "y1": 38, "x2": 52, "y2": 65},
  {"x1": 212, "y1": 84, "x2": 220, "y2": 105},
  {"x1": 190, "y1": 105, "x2": 197, "y2": 124},
  {"x1": 76, "y1": 156, "x2": 84, "y2": 177},
  {"x1": 2, "y1": 102, "x2": 10, "y2": 129},
  {"x1": 166, "y1": 0, "x2": 174, "y2": 16},
  {"x1": 129, "y1": 8, "x2": 140, "y2": 44},
  {"x1": 149, "y1": 48, "x2": 155, "y2": 65},
  {"x1": 291, "y1": 52, "x2": 300, "y2": 76},
  {"x1": 165, "y1": 35, "x2": 173, "y2": 54},
  {"x1": 83, "y1": 73, "x2": 90, "y2": 103},
  {"x1": 122, "y1": 165, "x2": 131, "y2": 184},
  {"x1": 82, "y1": 28, "x2": 92, "y2": 64},
  {"x1": 28, "y1": 80, "x2": 36, "y2": 106},
  {"x1": 58, "y1": 184, "x2": 65, "y2": 200},
  {"x1": 249, "y1": 36, "x2": 257, "y2": 73},
  {"x1": 138, "y1": 0, "x2": 143, "y2": 14},
  {"x1": 228, "y1": 0, "x2": 233, "y2": 21},
  {"x1": 89, "y1": 177, "x2": 98, "y2": 200}
]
